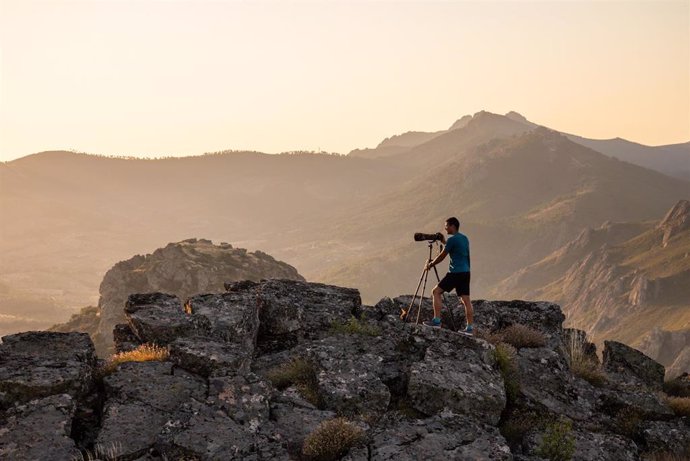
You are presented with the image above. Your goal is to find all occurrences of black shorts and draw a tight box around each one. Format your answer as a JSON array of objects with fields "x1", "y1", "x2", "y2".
[{"x1": 438, "y1": 272, "x2": 470, "y2": 296}]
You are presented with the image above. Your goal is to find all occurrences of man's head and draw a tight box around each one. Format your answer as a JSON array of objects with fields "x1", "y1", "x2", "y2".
[{"x1": 445, "y1": 217, "x2": 460, "y2": 234}]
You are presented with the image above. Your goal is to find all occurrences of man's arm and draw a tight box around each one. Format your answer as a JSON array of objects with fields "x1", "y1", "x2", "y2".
[{"x1": 425, "y1": 249, "x2": 448, "y2": 270}]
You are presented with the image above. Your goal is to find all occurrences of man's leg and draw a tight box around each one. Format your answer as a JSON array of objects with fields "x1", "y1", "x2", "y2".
[
  {"x1": 460, "y1": 294, "x2": 473, "y2": 326},
  {"x1": 432, "y1": 285, "x2": 444, "y2": 319}
]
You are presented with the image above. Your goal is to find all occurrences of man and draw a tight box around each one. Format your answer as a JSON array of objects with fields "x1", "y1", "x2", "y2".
[{"x1": 423, "y1": 217, "x2": 474, "y2": 334}]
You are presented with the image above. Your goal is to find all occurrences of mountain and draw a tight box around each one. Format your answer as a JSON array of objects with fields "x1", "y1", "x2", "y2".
[
  {"x1": 492, "y1": 200, "x2": 690, "y2": 376},
  {"x1": 1, "y1": 110, "x2": 688, "y2": 335},
  {"x1": 48, "y1": 238, "x2": 304, "y2": 356},
  {"x1": 1, "y1": 281, "x2": 688, "y2": 460}
]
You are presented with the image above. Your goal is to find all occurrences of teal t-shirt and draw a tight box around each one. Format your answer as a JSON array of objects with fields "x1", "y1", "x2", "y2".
[{"x1": 445, "y1": 232, "x2": 470, "y2": 273}]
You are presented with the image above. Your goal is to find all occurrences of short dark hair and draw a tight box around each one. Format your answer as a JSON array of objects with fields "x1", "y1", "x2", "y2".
[{"x1": 446, "y1": 217, "x2": 460, "y2": 229}]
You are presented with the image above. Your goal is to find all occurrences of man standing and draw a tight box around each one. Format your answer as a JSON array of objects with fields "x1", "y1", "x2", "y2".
[{"x1": 423, "y1": 217, "x2": 474, "y2": 334}]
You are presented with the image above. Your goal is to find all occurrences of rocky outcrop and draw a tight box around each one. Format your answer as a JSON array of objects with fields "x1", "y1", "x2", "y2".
[
  {"x1": 638, "y1": 327, "x2": 690, "y2": 379},
  {"x1": 68, "y1": 238, "x2": 304, "y2": 356},
  {"x1": 2, "y1": 280, "x2": 688, "y2": 460},
  {"x1": 658, "y1": 199, "x2": 690, "y2": 247}
]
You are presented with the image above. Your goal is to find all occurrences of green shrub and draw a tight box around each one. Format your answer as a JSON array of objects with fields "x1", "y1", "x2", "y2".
[
  {"x1": 267, "y1": 358, "x2": 323, "y2": 407},
  {"x1": 302, "y1": 417, "x2": 364, "y2": 461},
  {"x1": 330, "y1": 316, "x2": 381, "y2": 337},
  {"x1": 499, "y1": 410, "x2": 544, "y2": 447},
  {"x1": 536, "y1": 418, "x2": 576, "y2": 461},
  {"x1": 493, "y1": 342, "x2": 520, "y2": 403}
]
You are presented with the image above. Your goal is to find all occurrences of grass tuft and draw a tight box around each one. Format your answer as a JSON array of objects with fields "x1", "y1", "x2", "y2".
[
  {"x1": 483, "y1": 324, "x2": 547, "y2": 349},
  {"x1": 492, "y1": 342, "x2": 520, "y2": 403},
  {"x1": 536, "y1": 417, "x2": 576, "y2": 461},
  {"x1": 302, "y1": 417, "x2": 364, "y2": 461},
  {"x1": 664, "y1": 396, "x2": 690, "y2": 417},
  {"x1": 267, "y1": 357, "x2": 323, "y2": 408},
  {"x1": 330, "y1": 316, "x2": 381, "y2": 337},
  {"x1": 97, "y1": 343, "x2": 169, "y2": 377},
  {"x1": 561, "y1": 331, "x2": 607, "y2": 387}
]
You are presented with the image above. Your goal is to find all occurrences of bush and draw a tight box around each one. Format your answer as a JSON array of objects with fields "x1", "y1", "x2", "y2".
[
  {"x1": 330, "y1": 316, "x2": 381, "y2": 337},
  {"x1": 613, "y1": 407, "x2": 643, "y2": 439},
  {"x1": 500, "y1": 410, "x2": 544, "y2": 448},
  {"x1": 493, "y1": 342, "x2": 520, "y2": 403},
  {"x1": 98, "y1": 343, "x2": 169, "y2": 377},
  {"x1": 302, "y1": 417, "x2": 364, "y2": 461},
  {"x1": 665, "y1": 396, "x2": 690, "y2": 417},
  {"x1": 486, "y1": 324, "x2": 546, "y2": 349},
  {"x1": 663, "y1": 376, "x2": 690, "y2": 397},
  {"x1": 562, "y1": 331, "x2": 607, "y2": 387},
  {"x1": 536, "y1": 418, "x2": 576, "y2": 461},
  {"x1": 267, "y1": 358, "x2": 323, "y2": 408}
]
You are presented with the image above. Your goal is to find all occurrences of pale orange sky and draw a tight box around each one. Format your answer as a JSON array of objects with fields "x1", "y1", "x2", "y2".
[{"x1": 0, "y1": 0, "x2": 688, "y2": 161}]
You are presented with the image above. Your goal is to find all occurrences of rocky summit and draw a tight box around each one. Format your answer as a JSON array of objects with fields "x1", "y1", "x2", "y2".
[{"x1": 1, "y1": 280, "x2": 689, "y2": 460}]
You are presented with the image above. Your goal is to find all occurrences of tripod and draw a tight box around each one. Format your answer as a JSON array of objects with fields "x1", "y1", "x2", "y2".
[{"x1": 400, "y1": 240, "x2": 457, "y2": 330}]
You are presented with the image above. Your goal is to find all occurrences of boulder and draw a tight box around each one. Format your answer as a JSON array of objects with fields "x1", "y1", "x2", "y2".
[
  {"x1": 207, "y1": 372, "x2": 272, "y2": 432},
  {"x1": 0, "y1": 331, "x2": 97, "y2": 409},
  {"x1": 525, "y1": 428, "x2": 639, "y2": 461},
  {"x1": 603, "y1": 341, "x2": 665, "y2": 390},
  {"x1": 406, "y1": 326, "x2": 506, "y2": 425},
  {"x1": 640, "y1": 419, "x2": 690, "y2": 454},
  {"x1": 169, "y1": 337, "x2": 252, "y2": 377},
  {"x1": 0, "y1": 394, "x2": 81, "y2": 461}
]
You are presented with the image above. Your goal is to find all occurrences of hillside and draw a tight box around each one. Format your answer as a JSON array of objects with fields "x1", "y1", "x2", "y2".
[{"x1": 492, "y1": 200, "x2": 690, "y2": 376}]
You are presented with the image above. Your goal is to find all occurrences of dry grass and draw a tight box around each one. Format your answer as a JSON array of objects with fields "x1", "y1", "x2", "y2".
[
  {"x1": 302, "y1": 417, "x2": 364, "y2": 461},
  {"x1": 562, "y1": 331, "x2": 607, "y2": 387},
  {"x1": 663, "y1": 376, "x2": 690, "y2": 398},
  {"x1": 486, "y1": 324, "x2": 546, "y2": 349},
  {"x1": 665, "y1": 396, "x2": 690, "y2": 417},
  {"x1": 267, "y1": 357, "x2": 323, "y2": 408},
  {"x1": 97, "y1": 343, "x2": 170, "y2": 377},
  {"x1": 643, "y1": 448, "x2": 690, "y2": 461}
]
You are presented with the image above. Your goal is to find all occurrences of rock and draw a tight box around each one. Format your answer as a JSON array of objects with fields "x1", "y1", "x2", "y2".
[
  {"x1": 207, "y1": 373, "x2": 272, "y2": 432},
  {"x1": 95, "y1": 401, "x2": 171, "y2": 460},
  {"x1": 268, "y1": 395, "x2": 337, "y2": 456},
  {"x1": 113, "y1": 323, "x2": 142, "y2": 353},
  {"x1": 125, "y1": 293, "x2": 194, "y2": 345},
  {"x1": 94, "y1": 239, "x2": 304, "y2": 356},
  {"x1": 184, "y1": 291, "x2": 260, "y2": 348},
  {"x1": 0, "y1": 331, "x2": 97, "y2": 409},
  {"x1": 658, "y1": 199, "x2": 690, "y2": 247},
  {"x1": 256, "y1": 279, "x2": 362, "y2": 353},
  {"x1": 603, "y1": 341, "x2": 665, "y2": 390},
  {"x1": 596, "y1": 387, "x2": 674, "y2": 421},
  {"x1": 169, "y1": 337, "x2": 252, "y2": 377},
  {"x1": 0, "y1": 394, "x2": 81, "y2": 461},
  {"x1": 366, "y1": 410, "x2": 512, "y2": 460},
  {"x1": 102, "y1": 361, "x2": 206, "y2": 412},
  {"x1": 663, "y1": 372, "x2": 690, "y2": 397},
  {"x1": 640, "y1": 419, "x2": 690, "y2": 454},
  {"x1": 517, "y1": 347, "x2": 599, "y2": 422},
  {"x1": 406, "y1": 326, "x2": 506, "y2": 425}
]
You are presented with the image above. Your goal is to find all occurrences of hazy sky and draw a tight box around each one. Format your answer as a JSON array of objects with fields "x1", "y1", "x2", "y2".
[{"x1": 1, "y1": 0, "x2": 688, "y2": 161}]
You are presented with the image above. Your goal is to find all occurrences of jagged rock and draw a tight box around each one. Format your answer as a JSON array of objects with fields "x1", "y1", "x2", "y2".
[
  {"x1": 406, "y1": 326, "x2": 506, "y2": 425},
  {"x1": 667, "y1": 347, "x2": 690, "y2": 380},
  {"x1": 303, "y1": 335, "x2": 391, "y2": 418},
  {"x1": 364, "y1": 410, "x2": 512, "y2": 460},
  {"x1": 517, "y1": 347, "x2": 599, "y2": 422},
  {"x1": 0, "y1": 393, "x2": 81, "y2": 461},
  {"x1": 603, "y1": 340, "x2": 665, "y2": 390},
  {"x1": 95, "y1": 401, "x2": 171, "y2": 460},
  {"x1": 664, "y1": 372, "x2": 690, "y2": 397},
  {"x1": 113, "y1": 323, "x2": 143, "y2": 353},
  {"x1": 256, "y1": 279, "x2": 362, "y2": 352},
  {"x1": 207, "y1": 373, "x2": 272, "y2": 432},
  {"x1": 95, "y1": 239, "x2": 304, "y2": 355},
  {"x1": 658, "y1": 199, "x2": 690, "y2": 247},
  {"x1": 125, "y1": 293, "x2": 194, "y2": 345},
  {"x1": 169, "y1": 337, "x2": 252, "y2": 377},
  {"x1": 525, "y1": 428, "x2": 639, "y2": 461},
  {"x1": 596, "y1": 387, "x2": 674, "y2": 421},
  {"x1": 640, "y1": 419, "x2": 690, "y2": 454},
  {"x1": 0, "y1": 331, "x2": 97, "y2": 409},
  {"x1": 184, "y1": 291, "x2": 260, "y2": 348},
  {"x1": 102, "y1": 361, "x2": 206, "y2": 412}
]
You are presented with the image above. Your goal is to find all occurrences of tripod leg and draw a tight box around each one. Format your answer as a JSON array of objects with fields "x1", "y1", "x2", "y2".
[
  {"x1": 415, "y1": 266, "x2": 431, "y2": 325},
  {"x1": 402, "y1": 268, "x2": 427, "y2": 322}
]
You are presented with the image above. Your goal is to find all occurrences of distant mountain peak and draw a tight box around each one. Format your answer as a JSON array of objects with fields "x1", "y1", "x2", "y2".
[
  {"x1": 505, "y1": 111, "x2": 529, "y2": 123},
  {"x1": 448, "y1": 115, "x2": 473, "y2": 131}
]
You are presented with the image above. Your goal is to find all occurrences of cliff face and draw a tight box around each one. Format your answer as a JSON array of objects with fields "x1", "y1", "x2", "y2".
[
  {"x1": 51, "y1": 239, "x2": 304, "y2": 357},
  {"x1": 492, "y1": 200, "x2": 690, "y2": 377},
  {"x1": 2, "y1": 280, "x2": 688, "y2": 461}
]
